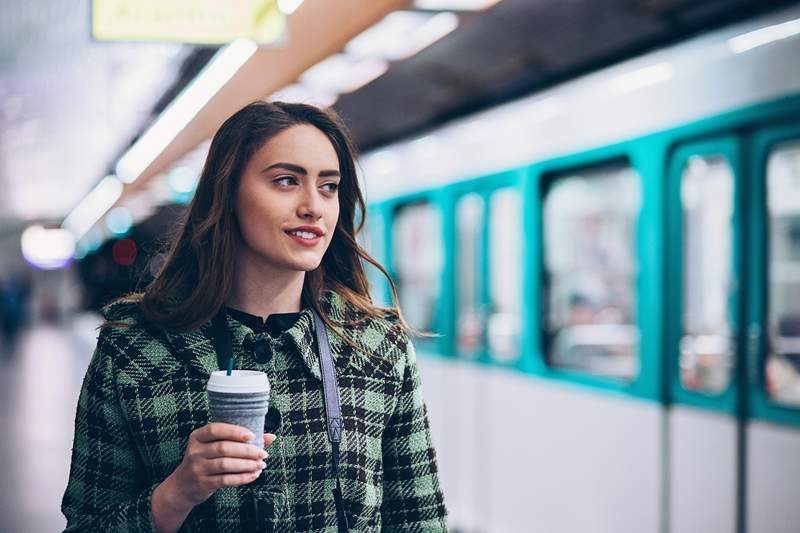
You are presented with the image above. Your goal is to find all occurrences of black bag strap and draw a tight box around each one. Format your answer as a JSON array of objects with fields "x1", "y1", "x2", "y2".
[{"x1": 210, "y1": 307, "x2": 349, "y2": 532}]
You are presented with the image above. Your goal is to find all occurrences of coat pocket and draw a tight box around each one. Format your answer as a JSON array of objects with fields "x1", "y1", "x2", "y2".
[
  {"x1": 342, "y1": 477, "x2": 382, "y2": 531},
  {"x1": 117, "y1": 368, "x2": 210, "y2": 480}
]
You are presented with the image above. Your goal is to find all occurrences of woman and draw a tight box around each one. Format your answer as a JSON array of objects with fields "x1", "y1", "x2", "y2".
[{"x1": 61, "y1": 101, "x2": 448, "y2": 532}]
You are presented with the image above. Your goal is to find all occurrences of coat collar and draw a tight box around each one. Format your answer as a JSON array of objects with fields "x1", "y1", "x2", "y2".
[
  {"x1": 161, "y1": 291, "x2": 394, "y2": 381},
  {"x1": 164, "y1": 291, "x2": 348, "y2": 382}
]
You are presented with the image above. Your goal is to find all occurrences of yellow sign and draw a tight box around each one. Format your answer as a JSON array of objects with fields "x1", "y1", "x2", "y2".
[{"x1": 92, "y1": 0, "x2": 287, "y2": 45}]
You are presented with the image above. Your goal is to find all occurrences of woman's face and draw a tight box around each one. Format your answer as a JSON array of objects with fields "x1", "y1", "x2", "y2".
[{"x1": 234, "y1": 124, "x2": 341, "y2": 275}]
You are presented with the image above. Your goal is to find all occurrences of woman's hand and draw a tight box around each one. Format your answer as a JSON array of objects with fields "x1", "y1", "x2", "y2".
[{"x1": 152, "y1": 423, "x2": 276, "y2": 531}]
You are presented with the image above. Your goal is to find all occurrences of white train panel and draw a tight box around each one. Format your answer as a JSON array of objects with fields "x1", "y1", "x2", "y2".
[
  {"x1": 668, "y1": 406, "x2": 736, "y2": 533},
  {"x1": 747, "y1": 421, "x2": 800, "y2": 533},
  {"x1": 419, "y1": 356, "x2": 662, "y2": 533}
]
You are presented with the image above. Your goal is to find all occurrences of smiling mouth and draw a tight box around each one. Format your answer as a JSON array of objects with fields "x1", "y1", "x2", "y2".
[{"x1": 286, "y1": 230, "x2": 321, "y2": 240}]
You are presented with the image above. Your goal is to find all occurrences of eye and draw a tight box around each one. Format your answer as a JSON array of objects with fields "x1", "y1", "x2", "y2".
[
  {"x1": 321, "y1": 182, "x2": 339, "y2": 193},
  {"x1": 274, "y1": 175, "x2": 298, "y2": 187}
]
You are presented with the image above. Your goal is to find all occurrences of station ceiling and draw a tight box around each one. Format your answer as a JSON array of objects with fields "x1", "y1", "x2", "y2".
[
  {"x1": 1, "y1": 0, "x2": 797, "y2": 230},
  {"x1": 335, "y1": 0, "x2": 800, "y2": 151}
]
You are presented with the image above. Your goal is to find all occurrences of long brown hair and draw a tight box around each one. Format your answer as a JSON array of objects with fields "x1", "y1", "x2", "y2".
[{"x1": 110, "y1": 101, "x2": 414, "y2": 345}]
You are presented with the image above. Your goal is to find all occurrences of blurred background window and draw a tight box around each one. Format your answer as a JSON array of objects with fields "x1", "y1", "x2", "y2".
[
  {"x1": 456, "y1": 193, "x2": 485, "y2": 358},
  {"x1": 766, "y1": 141, "x2": 800, "y2": 406},
  {"x1": 392, "y1": 202, "x2": 443, "y2": 333},
  {"x1": 543, "y1": 164, "x2": 640, "y2": 379},
  {"x1": 359, "y1": 210, "x2": 389, "y2": 307},
  {"x1": 679, "y1": 155, "x2": 735, "y2": 394},
  {"x1": 488, "y1": 188, "x2": 522, "y2": 363}
]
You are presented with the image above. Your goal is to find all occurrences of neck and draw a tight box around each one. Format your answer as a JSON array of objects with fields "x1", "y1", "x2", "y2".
[{"x1": 226, "y1": 249, "x2": 306, "y2": 318}]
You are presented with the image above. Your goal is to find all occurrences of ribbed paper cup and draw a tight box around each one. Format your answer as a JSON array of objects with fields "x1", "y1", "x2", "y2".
[{"x1": 206, "y1": 370, "x2": 270, "y2": 448}]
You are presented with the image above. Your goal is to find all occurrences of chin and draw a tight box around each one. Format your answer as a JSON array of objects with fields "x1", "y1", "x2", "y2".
[{"x1": 285, "y1": 256, "x2": 324, "y2": 272}]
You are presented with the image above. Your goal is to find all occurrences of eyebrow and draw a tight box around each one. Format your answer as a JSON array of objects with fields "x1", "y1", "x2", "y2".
[{"x1": 262, "y1": 162, "x2": 341, "y2": 178}]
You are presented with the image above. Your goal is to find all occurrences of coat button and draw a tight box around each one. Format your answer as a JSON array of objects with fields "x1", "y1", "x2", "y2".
[{"x1": 252, "y1": 339, "x2": 272, "y2": 363}]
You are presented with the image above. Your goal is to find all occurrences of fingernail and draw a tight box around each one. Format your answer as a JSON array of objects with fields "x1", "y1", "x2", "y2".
[
  {"x1": 259, "y1": 449, "x2": 267, "y2": 458},
  {"x1": 260, "y1": 461, "x2": 267, "y2": 469},
  {"x1": 244, "y1": 431, "x2": 254, "y2": 440}
]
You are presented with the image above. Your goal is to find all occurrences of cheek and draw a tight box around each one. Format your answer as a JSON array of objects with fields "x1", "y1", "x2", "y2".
[
  {"x1": 236, "y1": 190, "x2": 280, "y2": 244},
  {"x1": 236, "y1": 195, "x2": 258, "y2": 236}
]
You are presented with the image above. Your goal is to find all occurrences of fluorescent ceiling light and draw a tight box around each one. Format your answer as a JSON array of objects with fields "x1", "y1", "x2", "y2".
[
  {"x1": 106, "y1": 207, "x2": 134, "y2": 236},
  {"x1": 62, "y1": 175, "x2": 124, "y2": 240},
  {"x1": 168, "y1": 165, "x2": 199, "y2": 194},
  {"x1": 115, "y1": 38, "x2": 258, "y2": 184},
  {"x1": 727, "y1": 17, "x2": 800, "y2": 54},
  {"x1": 610, "y1": 62, "x2": 674, "y2": 94},
  {"x1": 21, "y1": 225, "x2": 77, "y2": 270},
  {"x1": 346, "y1": 11, "x2": 435, "y2": 61},
  {"x1": 300, "y1": 55, "x2": 389, "y2": 94},
  {"x1": 414, "y1": 0, "x2": 502, "y2": 9},
  {"x1": 345, "y1": 11, "x2": 459, "y2": 61}
]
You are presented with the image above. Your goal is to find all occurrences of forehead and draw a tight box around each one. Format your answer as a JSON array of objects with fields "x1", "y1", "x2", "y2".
[{"x1": 252, "y1": 124, "x2": 339, "y2": 169}]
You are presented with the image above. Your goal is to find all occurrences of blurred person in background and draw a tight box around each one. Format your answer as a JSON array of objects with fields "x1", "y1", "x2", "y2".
[
  {"x1": 0, "y1": 274, "x2": 31, "y2": 349},
  {"x1": 60, "y1": 101, "x2": 448, "y2": 532}
]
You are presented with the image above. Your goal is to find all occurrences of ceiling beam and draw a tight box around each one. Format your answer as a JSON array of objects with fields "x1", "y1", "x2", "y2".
[{"x1": 115, "y1": 0, "x2": 409, "y2": 204}]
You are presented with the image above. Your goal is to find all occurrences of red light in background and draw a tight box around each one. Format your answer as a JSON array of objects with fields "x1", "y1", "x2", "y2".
[{"x1": 112, "y1": 238, "x2": 137, "y2": 266}]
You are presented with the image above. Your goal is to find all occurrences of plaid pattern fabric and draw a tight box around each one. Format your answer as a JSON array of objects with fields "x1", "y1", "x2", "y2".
[{"x1": 61, "y1": 290, "x2": 448, "y2": 532}]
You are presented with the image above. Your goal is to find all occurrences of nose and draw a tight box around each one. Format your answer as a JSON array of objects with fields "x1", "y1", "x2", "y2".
[{"x1": 297, "y1": 185, "x2": 323, "y2": 220}]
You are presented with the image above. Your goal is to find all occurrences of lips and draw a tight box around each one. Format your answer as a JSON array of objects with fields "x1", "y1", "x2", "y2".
[
  {"x1": 285, "y1": 226, "x2": 324, "y2": 237},
  {"x1": 285, "y1": 226, "x2": 324, "y2": 247}
]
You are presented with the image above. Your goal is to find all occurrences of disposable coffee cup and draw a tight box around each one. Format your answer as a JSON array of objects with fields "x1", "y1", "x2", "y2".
[{"x1": 206, "y1": 370, "x2": 270, "y2": 448}]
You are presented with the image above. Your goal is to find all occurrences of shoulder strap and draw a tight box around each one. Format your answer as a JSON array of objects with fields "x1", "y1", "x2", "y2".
[
  {"x1": 313, "y1": 311, "x2": 342, "y2": 443},
  {"x1": 312, "y1": 310, "x2": 349, "y2": 532}
]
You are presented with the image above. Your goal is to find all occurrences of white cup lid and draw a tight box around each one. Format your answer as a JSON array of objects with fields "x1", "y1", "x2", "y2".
[{"x1": 206, "y1": 370, "x2": 270, "y2": 394}]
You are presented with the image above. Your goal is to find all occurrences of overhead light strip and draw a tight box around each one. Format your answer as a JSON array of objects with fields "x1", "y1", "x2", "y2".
[
  {"x1": 115, "y1": 38, "x2": 259, "y2": 184},
  {"x1": 61, "y1": 175, "x2": 124, "y2": 240}
]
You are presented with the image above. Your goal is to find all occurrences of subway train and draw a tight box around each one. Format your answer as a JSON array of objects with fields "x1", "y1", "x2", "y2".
[{"x1": 356, "y1": 5, "x2": 800, "y2": 533}]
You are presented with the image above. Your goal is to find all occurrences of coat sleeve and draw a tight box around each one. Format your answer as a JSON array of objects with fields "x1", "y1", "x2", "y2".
[
  {"x1": 380, "y1": 337, "x2": 448, "y2": 531},
  {"x1": 60, "y1": 329, "x2": 160, "y2": 532}
]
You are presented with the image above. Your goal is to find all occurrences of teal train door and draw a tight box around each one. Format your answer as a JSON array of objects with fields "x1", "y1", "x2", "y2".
[
  {"x1": 665, "y1": 135, "x2": 745, "y2": 533},
  {"x1": 745, "y1": 122, "x2": 800, "y2": 533}
]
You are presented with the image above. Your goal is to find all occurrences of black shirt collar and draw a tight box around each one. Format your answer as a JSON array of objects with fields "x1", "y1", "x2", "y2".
[{"x1": 224, "y1": 306, "x2": 301, "y2": 337}]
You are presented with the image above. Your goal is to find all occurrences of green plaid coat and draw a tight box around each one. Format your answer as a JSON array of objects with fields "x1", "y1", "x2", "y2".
[{"x1": 61, "y1": 290, "x2": 448, "y2": 532}]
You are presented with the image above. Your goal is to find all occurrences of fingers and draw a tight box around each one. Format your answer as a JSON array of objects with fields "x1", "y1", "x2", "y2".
[
  {"x1": 194, "y1": 423, "x2": 253, "y2": 444},
  {"x1": 202, "y1": 440, "x2": 268, "y2": 461},
  {"x1": 204, "y1": 457, "x2": 267, "y2": 476},
  {"x1": 264, "y1": 433, "x2": 277, "y2": 447},
  {"x1": 213, "y1": 470, "x2": 263, "y2": 488}
]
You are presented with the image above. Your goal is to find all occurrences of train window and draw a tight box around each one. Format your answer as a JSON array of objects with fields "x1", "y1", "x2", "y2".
[
  {"x1": 679, "y1": 155, "x2": 735, "y2": 393},
  {"x1": 543, "y1": 164, "x2": 640, "y2": 379},
  {"x1": 456, "y1": 194, "x2": 485, "y2": 358},
  {"x1": 766, "y1": 141, "x2": 800, "y2": 406},
  {"x1": 392, "y1": 202, "x2": 443, "y2": 333},
  {"x1": 488, "y1": 188, "x2": 522, "y2": 362}
]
